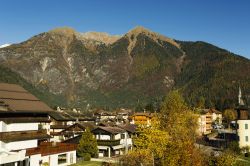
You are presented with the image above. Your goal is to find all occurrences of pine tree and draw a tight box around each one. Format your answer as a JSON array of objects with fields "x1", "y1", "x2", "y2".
[{"x1": 77, "y1": 128, "x2": 98, "y2": 158}]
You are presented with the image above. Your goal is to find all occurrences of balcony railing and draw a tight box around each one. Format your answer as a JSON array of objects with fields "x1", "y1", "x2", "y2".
[
  {"x1": 97, "y1": 139, "x2": 121, "y2": 146},
  {"x1": 26, "y1": 142, "x2": 77, "y2": 156},
  {"x1": 50, "y1": 125, "x2": 69, "y2": 129},
  {"x1": 0, "y1": 129, "x2": 50, "y2": 142}
]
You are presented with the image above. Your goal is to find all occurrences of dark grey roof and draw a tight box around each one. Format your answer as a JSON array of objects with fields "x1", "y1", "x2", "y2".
[
  {"x1": 92, "y1": 126, "x2": 125, "y2": 134},
  {"x1": 118, "y1": 124, "x2": 137, "y2": 133},
  {"x1": 48, "y1": 111, "x2": 75, "y2": 121}
]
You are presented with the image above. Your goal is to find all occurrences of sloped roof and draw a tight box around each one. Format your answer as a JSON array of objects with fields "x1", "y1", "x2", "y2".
[
  {"x1": 63, "y1": 135, "x2": 81, "y2": 144},
  {"x1": 0, "y1": 83, "x2": 53, "y2": 112},
  {"x1": 80, "y1": 122, "x2": 97, "y2": 130},
  {"x1": 48, "y1": 110, "x2": 95, "y2": 122},
  {"x1": 118, "y1": 124, "x2": 137, "y2": 133},
  {"x1": 92, "y1": 126, "x2": 125, "y2": 134},
  {"x1": 48, "y1": 111, "x2": 75, "y2": 121},
  {"x1": 199, "y1": 108, "x2": 222, "y2": 115},
  {"x1": 0, "y1": 117, "x2": 50, "y2": 124},
  {"x1": 132, "y1": 112, "x2": 153, "y2": 117},
  {"x1": 60, "y1": 123, "x2": 86, "y2": 134}
]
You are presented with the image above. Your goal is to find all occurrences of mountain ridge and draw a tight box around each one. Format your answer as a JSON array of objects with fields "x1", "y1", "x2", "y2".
[{"x1": 0, "y1": 26, "x2": 249, "y2": 110}]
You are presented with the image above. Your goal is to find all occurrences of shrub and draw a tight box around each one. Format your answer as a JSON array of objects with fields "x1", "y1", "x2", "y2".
[
  {"x1": 83, "y1": 153, "x2": 91, "y2": 161},
  {"x1": 77, "y1": 128, "x2": 98, "y2": 157}
]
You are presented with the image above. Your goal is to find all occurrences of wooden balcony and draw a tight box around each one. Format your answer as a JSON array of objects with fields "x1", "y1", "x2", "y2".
[
  {"x1": 97, "y1": 139, "x2": 121, "y2": 146},
  {"x1": 50, "y1": 125, "x2": 69, "y2": 129},
  {"x1": 26, "y1": 142, "x2": 77, "y2": 156},
  {"x1": 0, "y1": 129, "x2": 50, "y2": 142}
]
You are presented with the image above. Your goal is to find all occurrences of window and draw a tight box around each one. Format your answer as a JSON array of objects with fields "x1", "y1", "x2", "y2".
[
  {"x1": 245, "y1": 124, "x2": 248, "y2": 129},
  {"x1": 58, "y1": 154, "x2": 67, "y2": 165},
  {"x1": 246, "y1": 136, "x2": 249, "y2": 142},
  {"x1": 121, "y1": 134, "x2": 125, "y2": 139}
]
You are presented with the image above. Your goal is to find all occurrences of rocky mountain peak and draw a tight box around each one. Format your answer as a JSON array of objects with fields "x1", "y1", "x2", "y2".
[
  {"x1": 79, "y1": 31, "x2": 121, "y2": 45},
  {"x1": 125, "y1": 26, "x2": 181, "y2": 55},
  {"x1": 1, "y1": 27, "x2": 249, "y2": 109},
  {"x1": 0, "y1": 44, "x2": 11, "y2": 48},
  {"x1": 48, "y1": 27, "x2": 76, "y2": 37},
  {"x1": 126, "y1": 26, "x2": 153, "y2": 35}
]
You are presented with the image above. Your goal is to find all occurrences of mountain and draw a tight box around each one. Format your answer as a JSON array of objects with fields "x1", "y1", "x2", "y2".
[
  {"x1": 0, "y1": 65, "x2": 66, "y2": 107},
  {"x1": 0, "y1": 44, "x2": 11, "y2": 48},
  {"x1": 0, "y1": 26, "x2": 249, "y2": 110}
]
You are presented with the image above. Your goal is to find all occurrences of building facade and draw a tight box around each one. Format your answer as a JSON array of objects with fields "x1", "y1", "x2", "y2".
[
  {"x1": 0, "y1": 83, "x2": 77, "y2": 166},
  {"x1": 92, "y1": 126, "x2": 132, "y2": 158}
]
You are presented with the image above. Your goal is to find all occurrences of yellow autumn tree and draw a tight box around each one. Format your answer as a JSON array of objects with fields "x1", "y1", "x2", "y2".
[
  {"x1": 134, "y1": 119, "x2": 169, "y2": 162},
  {"x1": 159, "y1": 90, "x2": 203, "y2": 166},
  {"x1": 120, "y1": 91, "x2": 204, "y2": 166}
]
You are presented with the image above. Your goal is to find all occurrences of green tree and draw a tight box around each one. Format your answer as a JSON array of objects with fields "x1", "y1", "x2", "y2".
[
  {"x1": 145, "y1": 103, "x2": 155, "y2": 113},
  {"x1": 207, "y1": 150, "x2": 237, "y2": 166},
  {"x1": 77, "y1": 128, "x2": 98, "y2": 158},
  {"x1": 135, "y1": 102, "x2": 144, "y2": 112},
  {"x1": 227, "y1": 141, "x2": 241, "y2": 154},
  {"x1": 197, "y1": 96, "x2": 205, "y2": 108},
  {"x1": 223, "y1": 109, "x2": 237, "y2": 129}
]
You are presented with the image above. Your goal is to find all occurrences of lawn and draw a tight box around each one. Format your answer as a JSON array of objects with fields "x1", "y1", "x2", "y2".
[
  {"x1": 70, "y1": 161, "x2": 102, "y2": 166},
  {"x1": 234, "y1": 155, "x2": 250, "y2": 166}
]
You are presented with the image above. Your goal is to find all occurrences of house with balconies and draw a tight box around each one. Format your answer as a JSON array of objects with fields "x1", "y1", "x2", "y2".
[
  {"x1": 48, "y1": 110, "x2": 95, "y2": 142},
  {"x1": 92, "y1": 126, "x2": 132, "y2": 158},
  {"x1": 197, "y1": 108, "x2": 223, "y2": 135},
  {"x1": 130, "y1": 112, "x2": 153, "y2": 126},
  {"x1": 0, "y1": 83, "x2": 77, "y2": 166}
]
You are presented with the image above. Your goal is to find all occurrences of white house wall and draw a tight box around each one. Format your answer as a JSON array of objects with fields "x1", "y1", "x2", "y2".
[
  {"x1": 0, "y1": 150, "x2": 26, "y2": 165},
  {"x1": 30, "y1": 154, "x2": 41, "y2": 166},
  {"x1": 120, "y1": 138, "x2": 132, "y2": 146},
  {"x1": 237, "y1": 120, "x2": 250, "y2": 148},
  {"x1": 5, "y1": 140, "x2": 38, "y2": 150},
  {"x1": 115, "y1": 133, "x2": 122, "y2": 140},
  {"x1": 0, "y1": 141, "x2": 3, "y2": 148},
  {"x1": 42, "y1": 151, "x2": 76, "y2": 166},
  {"x1": 0, "y1": 121, "x2": 7, "y2": 132},
  {"x1": 7, "y1": 123, "x2": 38, "y2": 132}
]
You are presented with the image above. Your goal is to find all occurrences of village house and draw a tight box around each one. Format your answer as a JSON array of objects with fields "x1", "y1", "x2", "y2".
[
  {"x1": 92, "y1": 126, "x2": 132, "y2": 158},
  {"x1": 48, "y1": 109, "x2": 95, "y2": 142},
  {"x1": 59, "y1": 123, "x2": 86, "y2": 141},
  {"x1": 115, "y1": 108, "x2": 132, "y2": 124},
  {"x1": 236, "y1": 88, "x2": 250, "y2": 149},
  {"x1": 130, "y1": 112, "x2": 153, "y2": 126},
  {"x1": 48, "y1": 111, "x2": 76, "y2": 142},
  {"x1": 0, "y1": 83, "x2": 77, "y2": 166},
  {"x1": 236, "y1": 105, "x2": 250, "y2": 148},
  {"x1": 94, "y1": 109, "x2": 116, "y2": 122},
  {"x1": 197, "y1": 108, "x2": 222, "y2": 135}
]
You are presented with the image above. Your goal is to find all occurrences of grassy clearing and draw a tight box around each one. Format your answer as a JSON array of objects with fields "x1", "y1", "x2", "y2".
[
  {"x1": 235, "y1": 155, "x2": 250, "y2": 166},
  {"x1": 70, "y1": 161, "x2": 102, "y2": 166}
]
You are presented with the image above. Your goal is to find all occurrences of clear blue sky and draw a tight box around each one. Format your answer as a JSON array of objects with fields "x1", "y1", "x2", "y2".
[{"x1": 0, "y1": 0, "x2": 249, "y2": 59}]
